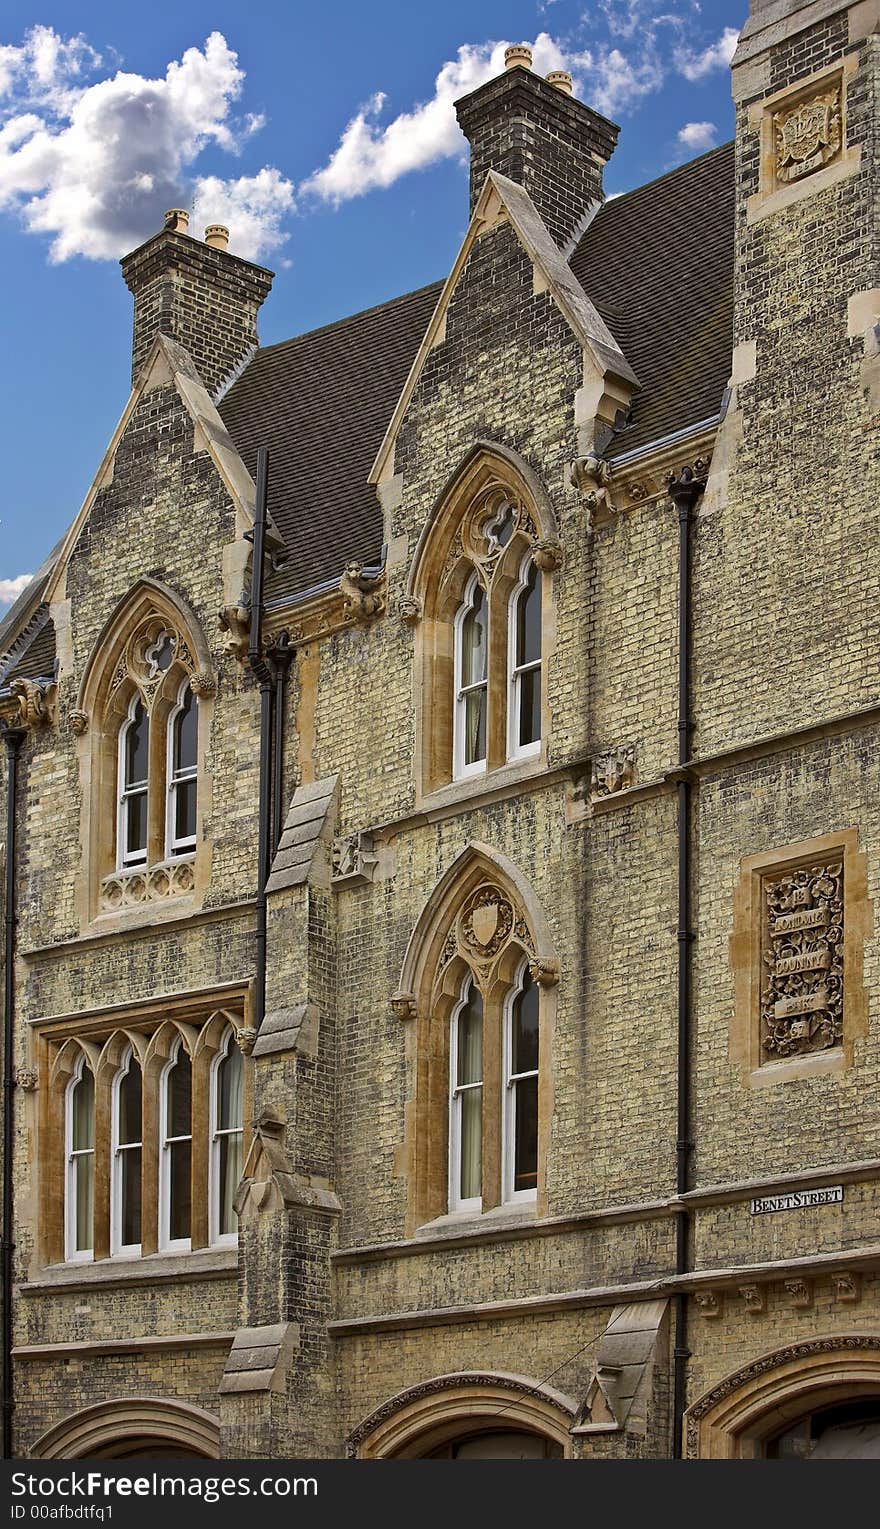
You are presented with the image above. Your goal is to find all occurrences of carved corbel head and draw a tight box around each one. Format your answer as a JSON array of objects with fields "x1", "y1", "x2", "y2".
[
  {"x1": 528, "y1": 957, "x2": 560, "y2": 989},
  {"x1": 235, "y1": 1025, "x2": 258, "y2": 1056},
  {"x1": 218, "y1": 595, "x2": 251, "y2": 660},
  {"x1": 10, "y1": 677, "x2": 54, "y2": 730},
  {"x1": 15, "y1": 1067, "x2": 39, "y2": 1092},
  {"x1": 397, "y1": 596, "x2": 422, "y2": 625},
  {"x1": 190, "y1": 670, "x2": 217, "y2": 698},
  {"x1": 569, "y1": 455, "x2": 614, "y2": 526},
  {"x1": 340, "y1": 563, "x2": 385, "y2": 623},
  {"x1": 531, "y1": 538, "x2": 562, "y2": 573},
  {"x1": 390, "y1": 992, "x2": 417, "y2": 1021},
  {"x1": 69, "y1": 708, "x2": 89, "y2": 735}
]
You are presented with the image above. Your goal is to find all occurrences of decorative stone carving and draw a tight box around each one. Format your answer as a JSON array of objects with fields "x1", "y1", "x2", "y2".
[
  {"x1": 69, "y1": 708, "x2": 89, "y2": 735},
  {"x1": 530, "y1": 537, "x2": 562, "y2": 573},
  {"x1": 100, "y1": 857, "x2": 196, "y2": 912},
  {"x1": 397, "y1": 596, "x2": 422, "y2": 624},
  {"x1": 190, "y1": 670, "x2": 217, "y2": 698},
  {"x1": 833, "y1": 1272, "x2": 860, "y2": 1304},
  {"x1": 339, "y1": 562, "x2": 385, "y2": 622},
  {"x1": 761, "y1": 859, "x2": 843, "y2": 1062},
  {"x1": 390, "y1": 992, "x2": 417, "y2": 1022},
  {"x1": 15, "y1": 1067, "x2": 38, "y2": 1092},
  {"x1": 528, "y1": 956, "x2": 560, "y2": 988},
  {"x1": 738, "y1": 1284, "x2": 765, "y2": 1315},
  {"x1": 332, "y1": 830, "x2": 378, "y2": 886},
  {"x1": 785, "y1": 1278, "x2": 813, "y2": 1309},
  {"x1": 440, "y1": 480, "x2": 549, "y2": 592},
  {"x1": 235, "y1": 1026, "x2": 258, "y2": 1057},
  {"x1": 569, "y1": 454, "x2": 613, "y2": 523},
  {"x1": 590, "y1": 746, "x2": 636, "y2": 799},
  {"x1": 10, "y1": 677, "x2": 54, "y2": 729},
  {"x1": 694, "y1": 1291, "x2": 722, "y2": 1319},
  {"x1": 218, "y1": 597, "x2": 251, "y2": 659},
  {"x1": 459, "y1": 885, "x2": 515, "y2": 963},
  {"x1": 774, "y1": 83, "x2": 841, "y2": 184}
]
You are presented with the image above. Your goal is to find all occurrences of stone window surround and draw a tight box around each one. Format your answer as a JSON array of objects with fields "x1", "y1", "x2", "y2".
[
  {"x1": 72, "y1": 577, "x2": 216, "y2": 930},
  {"x1": 31, "y1": 988, "x2": 253, "y2": 1269},
  {"x1": 404, "y1": 442, "x2": 560, "y2": 805},
  {"x1": 730, "y1": 828, "x2": 871, "y2": 1089},
  {"x1": 393, "y1": 842, "x2": 559, "y2": 1235},
  {"x1": 746, "y1": 52, "x2": 861, "y2": 225}
]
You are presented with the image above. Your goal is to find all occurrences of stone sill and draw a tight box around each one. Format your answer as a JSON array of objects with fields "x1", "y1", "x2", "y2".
[
  {"x1": 19, "y1": 1245, "x2": 237, "y2": 1295},
  {"x1": 414, "y1": 1203, "x2": 538, "y2": 1242}
]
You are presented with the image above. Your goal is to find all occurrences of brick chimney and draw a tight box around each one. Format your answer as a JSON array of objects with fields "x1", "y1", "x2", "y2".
[
  {"x1": 120, "y1": 212, "x2": 274, "y2": 395},
  {"x1": 455, "y1": 48, "x2": 619, "y2": 249}
]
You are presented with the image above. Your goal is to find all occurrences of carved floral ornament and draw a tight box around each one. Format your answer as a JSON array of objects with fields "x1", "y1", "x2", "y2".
[{"x1": 761, "y1": 860, "x2": 843, "y2": 1063}]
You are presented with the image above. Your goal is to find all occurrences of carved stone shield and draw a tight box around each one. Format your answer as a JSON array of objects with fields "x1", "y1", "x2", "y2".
[
  {"x1": 471, "y1": 901, "x2": 500, "y2": 947},
  {"x1": 775, "y1": 90, "x2": 840, "y2": 183}
]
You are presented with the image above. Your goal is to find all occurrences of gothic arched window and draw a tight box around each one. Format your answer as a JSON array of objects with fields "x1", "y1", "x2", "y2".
[
  {"x1": 111, "y1": 1047, "x2": 142, "y2": 1254},
  {"x1": 160, "y1": 1037, "x2": 193, "y2": 1251},
  {"x1": 65, "y1": 1054, "x2": 95, "y2": 1262},
  {"x1": 210, "y1": 1028, "x2": 244, "y2": 1245}
]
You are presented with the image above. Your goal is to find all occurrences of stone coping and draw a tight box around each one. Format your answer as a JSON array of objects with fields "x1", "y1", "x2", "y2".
[{"x1": 19, "y1": 1245, "x2": 237, "y2": 1295}]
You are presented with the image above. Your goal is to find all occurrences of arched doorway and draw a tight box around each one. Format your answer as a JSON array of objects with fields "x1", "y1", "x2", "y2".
[
  {"x1": 686, "y1": 1336, "x2": 880, "y2": 1458},
  {"x1": 348, "y1": 1371, "x2": 576, "y2": 1459},
  {"x1": 29, "y1": 1398, "x2": 221, "y2": 1459}
]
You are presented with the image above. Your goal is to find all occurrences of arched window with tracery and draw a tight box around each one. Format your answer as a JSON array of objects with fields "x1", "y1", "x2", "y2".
[
  {"x1": 393, "y1": 845, "x2": 559, "y2": 1232},
  {"x1": 74, "y1": 579, "x2": 215, "y2": 921},
  {"x1": 404, "y1": 445, "x2": 560, "y2": 799}
]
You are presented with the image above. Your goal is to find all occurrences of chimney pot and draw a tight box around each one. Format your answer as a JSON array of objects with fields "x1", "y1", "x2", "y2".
[
  {"x1": 504, "y1": 44, "x2": 533, "y2": 71},
  {"x1": 546, "y1": 70, "x2": 573, "y2": 96},
  {"x1": 205, "y1": 224, "x2": 230, "y2": 251},
  {"x1": 164, "y1": 208, "x2": 190, "y2": 234}
]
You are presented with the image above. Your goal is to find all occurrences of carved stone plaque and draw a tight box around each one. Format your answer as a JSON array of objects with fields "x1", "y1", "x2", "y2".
[
  {"x1": 761, "y1": 860, "x2": 843, "y2": 1061},
  {"x1": 774, "y1": 85, "x2": 841, "y2": 184}
]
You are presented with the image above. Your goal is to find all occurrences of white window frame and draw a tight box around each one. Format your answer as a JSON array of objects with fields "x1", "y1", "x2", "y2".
[
  {"x1": 209, "y1": 1029, "x2": 243, "y2": 1247},
  {"x1": 453, "y1": 573, "x2": 488, "y2": 782},
  {"x1": 165, "y1": 678, "x2": 197, "y2": 859},
  {"x1": 64, "y1": 1053, "x2": 94, "y2": 1264},
  {"x1": 159, "y1": 1036, "x2": 192, "y2": 1252},
  {"x1": 117, "y1": 692, "x2": 149, "y2": 869},
  {"x1": 110, "y1": 1045, "x2": 142, "y2": 1257},
  {"x1": 507, "y1": 554, "x2": 542, "y2": 764},
  {"x1": 448, "y1": 974, "x2": 483, "y2": 1214},
  {"x1": 502, "y1": 958, "x2": 539, "y2": 1205}
]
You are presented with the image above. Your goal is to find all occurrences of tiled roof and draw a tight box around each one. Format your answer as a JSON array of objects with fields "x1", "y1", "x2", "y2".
[
  {"x1": 0, "y1": 606, "x2": 56, "y2": 688},
  {"x1": 219, "y1": 283, "x2": 441, "y2": 604},
  {"x1": 570, "y1": 141, "x2": 735, "y2": 457},
  {"x1": 219, "y1": 144, "x2": 733, "y2": 609}
]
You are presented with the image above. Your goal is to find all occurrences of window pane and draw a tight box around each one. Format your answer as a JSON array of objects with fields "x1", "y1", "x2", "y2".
[
  {"x1": 464, "y1": 687, "x2": 487, "y2": 766},
  {"x1": 75, "y1": 1151, "x2": 94, "y2": 1252},
  {"x1": 518, "y1": 668, "x2": 541, "y2": 749},
  {"x1": 167, "y1": 1050, "x2": 192, "y2": 1140},
  {"x1": 514, "y1": 1075, "x2": 538, "y2": 1192},
  {"x1": 174, "y1": 687, "x2": 198, "y2": 772},
  {"x1": 488, "y1": 504, "x2": 515, "y2": 549},
  {"x1": 461, "y1": 586, "x2": 487, "y2": 686},
  {"x1": 513, "y1": 969, "x2": 539, "y2": 1075},
  {"x1": 125, "y1": 702, "x2": 148, "y2": 786},
  {"x1": 126, "y1": 791, "x2": 147, "y2": 858},
  {"x1": 174, "y1": 779, "x2": 197, "y2": 843},
  {"x1": 218, "y1": 1046, "x2": 243, "y2": 1132},
  {"x1": 169, "y1": 1140, "x2": 191, "y2": 1241},
  {"x1": 119, "y1": 1062, "x2": 141, "y2": 1145},
  {"x1": 516, "y1": 564, "x2": 542, "y2": 666},
  {"x1": 219, "y1": 1132, "x2": 243, "y2": 1237},
  {"x1": 121, "y1": 1146, "x2": 142, "y2": 1246},
  {"x1": 457, "y1": 985, "x2": 483, "y2": 1086},
  {"x1": 459, "y1": 1086, "x2": 482, "y2": 1202},
  {"x1": 72, "y1": 1068, "x2": 94, "y2": 1151}
]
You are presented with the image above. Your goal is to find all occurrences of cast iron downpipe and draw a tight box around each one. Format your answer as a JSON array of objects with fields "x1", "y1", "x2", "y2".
[
  {"x1": 2, "y1": 726, "x2": 24, "y2": 1459},
  {"x1": 270, "y1": 631, "x2": 293, "y2": 854},
  {"x1": 247, "y1": 446, "x2": 275, "y2": 1035},
  {"x1": 668, "y1": 465, "x2": 705, "y2": 1459}
]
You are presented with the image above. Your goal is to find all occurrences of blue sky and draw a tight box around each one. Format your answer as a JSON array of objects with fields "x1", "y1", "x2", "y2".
[{"x1": 0, "y1": 0, "x2": 745, "y2": 607}]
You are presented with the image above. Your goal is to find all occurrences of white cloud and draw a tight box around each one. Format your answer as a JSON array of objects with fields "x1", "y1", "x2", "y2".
[
  {"x1": 0, "y1": 574, "x2": 33, "y2": 607},
  {"x1": 0, "y1": 27, "x2": 295, "y2": 261},
  {"x1": 301, "y1": 29, "x2": 670, "y2": 204},
  {"x1": 677, "y1": 120, "x2": 717, "y2": 150},
  {"x1": 677, "y1": 27, "x2": 739, "y2": 80}
]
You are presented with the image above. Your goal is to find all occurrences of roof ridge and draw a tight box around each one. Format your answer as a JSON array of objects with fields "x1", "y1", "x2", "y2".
[{"x1": 256, "y1": 279, "x2": 444, "y2": 360}]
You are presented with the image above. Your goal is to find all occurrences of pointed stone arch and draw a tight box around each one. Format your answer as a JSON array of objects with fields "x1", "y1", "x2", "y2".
[
  {"x1": 404, "y1": 443, "x2": 560, "y2": 797},
  {"x1": 394, "y1": 844, "x2": 559, "y2": 1232}
]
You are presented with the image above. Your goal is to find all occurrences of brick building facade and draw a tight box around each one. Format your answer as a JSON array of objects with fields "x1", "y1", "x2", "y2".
[{"x1": 1, "y1": 0, "x2": 878, "y2": 1460}]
